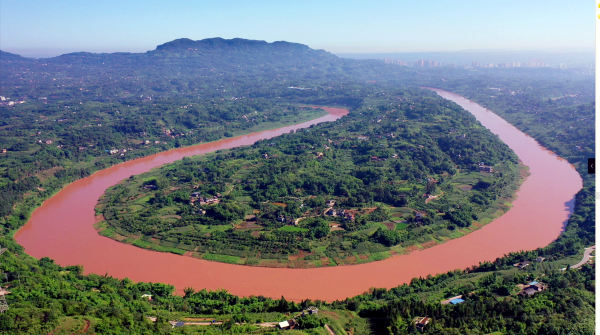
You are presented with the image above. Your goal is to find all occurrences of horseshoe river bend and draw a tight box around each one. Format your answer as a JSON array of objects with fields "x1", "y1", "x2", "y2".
[{"x1": 15, "y1": 89, "x2": 582, "y2": 301}]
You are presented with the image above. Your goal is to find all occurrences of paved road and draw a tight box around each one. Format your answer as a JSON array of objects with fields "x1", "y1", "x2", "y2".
[{"x1": 571, "y1": 245, "x2": 595, "y2": 269}]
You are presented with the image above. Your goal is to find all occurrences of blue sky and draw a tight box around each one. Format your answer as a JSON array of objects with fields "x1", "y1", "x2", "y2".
[{"x1": 0, "y1": 0, "x2": 594, "y2": 57}]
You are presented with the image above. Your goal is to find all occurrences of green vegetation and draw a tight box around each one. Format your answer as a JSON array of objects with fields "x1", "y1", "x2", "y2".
[
  {"x1": 97, "y1": 88, "x2": 522, "y2": 267},
  {"x1": 0, "y1": 38, "x2": 594, "y2": 333}
]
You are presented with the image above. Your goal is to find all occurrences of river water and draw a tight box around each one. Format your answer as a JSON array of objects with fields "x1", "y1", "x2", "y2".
[{"x1": 15, "y1": 92, "x2": 582, "y2": 301}]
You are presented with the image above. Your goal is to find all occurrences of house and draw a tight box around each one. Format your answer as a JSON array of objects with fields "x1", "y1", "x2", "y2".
[
  {"x1": 536, "y1": 257, "x2": 545, "y2": 262},
  {"x1": 357, "y1": 136, "x2": 369, "y2": 140},
  {"x1": 449, "y1": 298, "x2": 464, "y2": 305},
  {"x1": 262, "y1": 154, "x2": 269, "y2": 159},
  {"x1": 343, "y1": 213, "x2": 355, "y2": 221},
  {"x1": 1, "y1": 149, "x2": 6, "y2": 154},
  {"x1": 478, "y1": 165, "x2": 494, "y2": 172},
  {"x1": 326, "y1": 208, "x2": 337, "y2": 216},
  {"x1": 415, "y1": 212, "x2": 424, "y2": 221},
  {"x1": 412, "y1": 317, "x2": 431, "y2": 332},
  {"x1": 307, "y1": 306, "x2": 318, "y2": 315},
  {"x1": 141, "y1": 294, "x2": 152, "y2": 301},
  {"x1": 514, "y1": 261, "x2": 530, "y2": 269},
  {"x1": 326, "y1": 200, "x2": 335, "y2": 207},
  {"x1": 279, "y1": 319, "x2": 297, "y2": 330},
  {"x1": 518, "y1": 282, "x2": 547, "y2": 297}
]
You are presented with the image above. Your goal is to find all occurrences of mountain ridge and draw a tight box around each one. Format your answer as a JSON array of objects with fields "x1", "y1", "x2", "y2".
[{"x1": 0, "y1": 37, "x2": 332, "y2": 60}]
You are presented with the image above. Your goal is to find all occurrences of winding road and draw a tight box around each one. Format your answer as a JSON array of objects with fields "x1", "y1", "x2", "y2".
[{"x1": 571, "y1": 246, "x2": 595, "y2": 269}]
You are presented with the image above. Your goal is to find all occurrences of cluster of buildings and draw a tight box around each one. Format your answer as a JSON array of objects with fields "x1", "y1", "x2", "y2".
[
  {"x1": 0, "y1": 96, "x2": 26, "y2": 106},
  {"x1": 381, "y1": 59, "x2": 458, "y2": 68},
  {"x1": 279, "y1": 306, "x2": 318, "y2": 330},
  {"x1": 477, "y1": 162, "x2": 494, "y2": 173},
  {"x1": 276, "y1": 215, "x2": 296, "y2": 224},
  {"x1": 190, "y1": 192, "x2": 221, "y2": 206},
  {"x1": 325, "y1": 207, "x2": 355, "y2": 222},
  {"x1": 381, "y1": 59, "x2": 571, "y2": 69}
]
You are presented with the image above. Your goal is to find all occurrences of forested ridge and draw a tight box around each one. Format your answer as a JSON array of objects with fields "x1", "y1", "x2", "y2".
[{"x1": 0, "y1": 38, "x2": 594, "y2": 334}]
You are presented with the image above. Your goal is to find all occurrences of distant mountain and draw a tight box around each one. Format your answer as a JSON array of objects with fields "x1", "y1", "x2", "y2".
[
  {"x1": 156, "y1": 37, "x2": 313, "y2": 53},
  {"x1": 0, "y1": 38, "x2": 374, "y2": 101},
  {"x1": 0, "y1": 50, "x2": 25, "y2": 61}
]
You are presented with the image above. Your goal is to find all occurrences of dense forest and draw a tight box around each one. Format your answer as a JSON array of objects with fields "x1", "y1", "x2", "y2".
[
  {"x1": 97, "y1": 88, "x2": 522, "y2": 267},
  {"x1": 0, "y1": 38, "x2": 594, "y2": 333}
]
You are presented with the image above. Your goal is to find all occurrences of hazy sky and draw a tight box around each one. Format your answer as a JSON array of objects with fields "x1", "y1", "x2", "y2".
[{"x1": 0, "y1": 0, "x2": 593, "y2": 57}]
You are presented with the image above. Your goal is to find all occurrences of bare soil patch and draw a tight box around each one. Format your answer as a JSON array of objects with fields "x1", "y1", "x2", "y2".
[
  {"x1": 160, "y1": 215, "x2": 181, "y2": 219},
  {"x1": 36, "y1": 166, "x2": 64, "y2": 183},
  {"x1": 404, "y1": 245, "x2": 421, "y2": 253},
  {"x1": 382, "y1": 222, "x2": 395, "y2": 230},
  {"x1": 420, "y1": 240, "x2": 439, "y2": 249}
]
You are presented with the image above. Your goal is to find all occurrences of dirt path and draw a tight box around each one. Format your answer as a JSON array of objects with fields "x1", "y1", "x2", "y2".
[
  {"x1": 325, "y1": 324, "x2": 336, "y2": 335},
  {"x1": 147, "y1": 317, "x2": 278, "y2": 328},
  {"x1": 77, "y1": 319, "x2": 91, "y2": 334},
  {"x1": 425, "y1": 191, "x2": 444, "y2": 204}
]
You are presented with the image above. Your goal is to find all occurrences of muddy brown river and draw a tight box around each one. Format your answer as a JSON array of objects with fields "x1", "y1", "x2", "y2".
[{"x1": 15, "y1": 92, "x2": 582, "y2": 301}]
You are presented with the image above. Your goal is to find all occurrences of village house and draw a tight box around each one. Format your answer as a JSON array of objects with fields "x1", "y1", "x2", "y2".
[
  {"x1": 326, "y1": 199, "x2": 336, "y2": 207},
  {"x1": 412, "y1": 317, "x2": 431, "y2": 332},
  {"x1": 514, "y1": 261, "x2": 530, "y2": 269},
  {"x1": 141, "y1": 294, "x2": 152, "y2": 301},
  {"x1": 198, "y1": 197, "x2": 219, "y2": 206},
  {"x1": 1, "y1": 149, "x2": 6, "y2": 154},
  {"x1": 536, "y1": 257, "x2": 545, "y2": 262},
  {"x1": 278, "y1": 319, "x2": 297, "y2": 330},
  {"x1": 519, "y1": 281, "x2": 547, "y2": 297},
  {"x1": 326, "y1": 208, "x2": 337, "y2": 216}
]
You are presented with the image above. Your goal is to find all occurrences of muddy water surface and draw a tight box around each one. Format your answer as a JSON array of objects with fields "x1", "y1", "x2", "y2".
[{"x1": 15, "y1": 95, "x2": 582, "y2": 301}]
